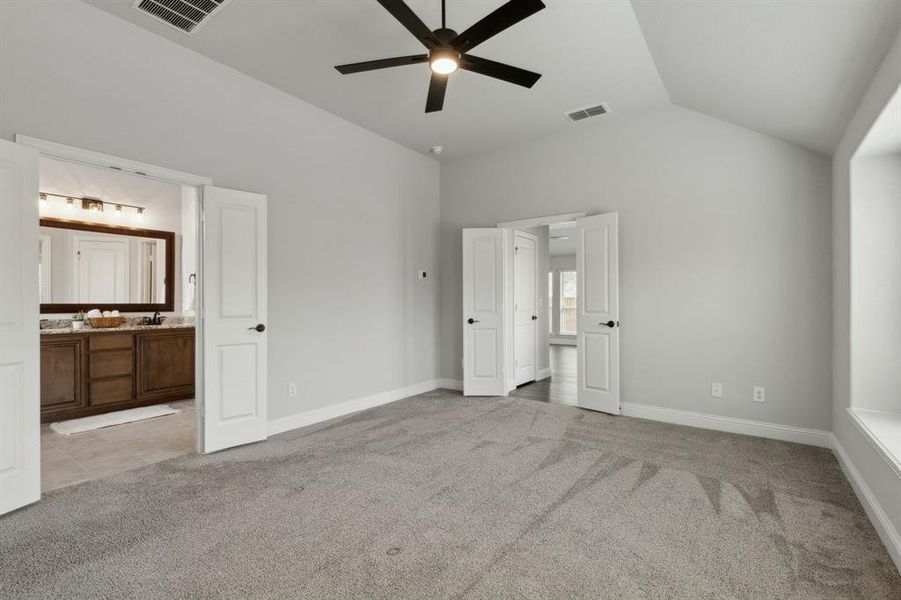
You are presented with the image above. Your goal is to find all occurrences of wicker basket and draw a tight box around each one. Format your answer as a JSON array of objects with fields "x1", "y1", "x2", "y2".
[{"x1": 89, "y1": 316, "x2": 125, "y2": 328}]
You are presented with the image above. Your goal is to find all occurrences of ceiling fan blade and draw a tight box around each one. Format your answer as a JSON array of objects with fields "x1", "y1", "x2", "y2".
[
  {"x1": 377, "y1": 0, "x2": 440, "y2": 49},
  {"x1": 451, "y1": 0, "x2": 545, "y2": 53},
  {"x1": 425, "y1": 73, "x2": 448, "y2": 113},
  {"x1": 335, "y1": 54, "x2": 428, "y2": 74},
  {"x1": 460, "y1": 55, "x2": 541, "y2": 88}
]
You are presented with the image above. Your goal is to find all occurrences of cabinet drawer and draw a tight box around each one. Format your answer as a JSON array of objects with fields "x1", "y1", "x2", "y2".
[
  {"x1": 89, "y1": 333, "x2": 134, "y2": 351},
  {"x1": 89, "y1": 350, "x2": 134, "y2": 379},
  {"x1": 90, "y1": 377, "x2": 133, "y2": 406}
]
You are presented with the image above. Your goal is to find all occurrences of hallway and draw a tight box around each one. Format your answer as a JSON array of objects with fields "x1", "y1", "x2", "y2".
[{"x1": 510, "y1": 345, "x2": 577, "y2": 405}]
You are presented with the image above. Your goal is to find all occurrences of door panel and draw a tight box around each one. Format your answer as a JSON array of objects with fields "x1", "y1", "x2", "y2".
[
  {"x1": 463, "y1": 229, "x2": 507, "y2": 396},
  {"x1": 0, "y1": 140, "x2": 40, "y2": 515},
  {"x1": 202, "y1": 186, "x2": 268, "y2": 452},
  {"x1": 576, "y1": 213, "x2": 620, "y2": 414},
  {"x1": 513, "y1": 231, "x2": 537, "y2": 385}
]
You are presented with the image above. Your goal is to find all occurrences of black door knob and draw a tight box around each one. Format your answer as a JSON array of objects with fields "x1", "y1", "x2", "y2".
[
  {"x1": 599, "y1": 320, "x2": 616, "y2": 328},
  {"x1": 248, "y1": 323, "x2": 266, "y2": 332},
  {"x1": 531, "y1": 315, "x2": 538, "y2": 321},
  {"x1": 467, "y1": 318, "x2": 480, "y2": 325}
]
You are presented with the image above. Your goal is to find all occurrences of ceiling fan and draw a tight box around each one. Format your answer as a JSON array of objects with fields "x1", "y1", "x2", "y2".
[{"x1": 335, "y1": 0, "x2": 546, "y2": 113}]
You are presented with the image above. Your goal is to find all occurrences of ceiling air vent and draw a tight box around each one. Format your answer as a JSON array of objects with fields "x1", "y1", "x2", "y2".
[
  {"x1": 132, "y1": 0, "x2": 231, "y2": 35},
  {"x1": 564, "y1": 103, "x2": 609, "y2": 123}
]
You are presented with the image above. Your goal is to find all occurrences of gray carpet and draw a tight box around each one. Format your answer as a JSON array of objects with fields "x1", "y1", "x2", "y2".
[{"x1": 1, "y1": 390, "x2": 898, "y2": 599}]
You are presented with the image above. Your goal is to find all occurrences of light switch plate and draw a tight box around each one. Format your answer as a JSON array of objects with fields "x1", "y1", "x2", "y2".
[{"x1": 753, "y1": 386, "x2": 766, "y2": 403}]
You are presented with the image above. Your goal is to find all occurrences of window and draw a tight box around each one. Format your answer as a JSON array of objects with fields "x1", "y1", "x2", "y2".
[
  {"x1": 548, "y1": 272, "x2": 554, "y2": 333},
  {"x1": 559, "y1": 270, "x2": 577, "y2": 335}
]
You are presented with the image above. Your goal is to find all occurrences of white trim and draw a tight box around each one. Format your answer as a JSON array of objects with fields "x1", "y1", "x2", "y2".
[
  {"x1": 550, "y1": 337, "x2": 577, "y2": 346},
  {"x1": 620, "y1": 402, "x2": 832, "y2": 447},
  {"x1": 437, "y1": 378, "x2": 464, "y2": 391},
  {"x1": 846, "y1": 407, "x2": 901, "y2": 480},
  {"x1": 537, "y1": 368, "x2": 551, "y2": 381},
  {"x1": 831, "y1": 434, "x2": 901, "y2": 573},
  {"x1": 497, "y1": 212, "x2": 587, "y2": 229},
  {"x1": 15, "y1": 135, "x2": 213, "y2": 186},
  {"x1": 267, "y1": 379, "x2": 445, "y2": 436}
]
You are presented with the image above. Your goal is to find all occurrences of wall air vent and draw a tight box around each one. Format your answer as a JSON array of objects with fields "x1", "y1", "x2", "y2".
[
  {"x1": 564, "y1": 103, "x2": 609, "y2": 123},
  {"x1": 132, "y1": 0, "x2": 231, "y2": 35}
]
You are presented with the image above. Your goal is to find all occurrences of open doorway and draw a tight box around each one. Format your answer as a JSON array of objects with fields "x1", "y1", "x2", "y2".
[
  {"x1": 462, "y1": 212, "x2": 619, "y2": 413},
  {"x1": 1, "y1": 136, "x2": 269, "y2": 516},
  {"x1": 36, "y1": 156, "x2": 201, "y2": 492}
]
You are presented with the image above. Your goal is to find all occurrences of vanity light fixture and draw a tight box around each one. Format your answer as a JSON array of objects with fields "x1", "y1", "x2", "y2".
[{"x1": 39, "y1": 192, "x2": 147, "y2": 220}]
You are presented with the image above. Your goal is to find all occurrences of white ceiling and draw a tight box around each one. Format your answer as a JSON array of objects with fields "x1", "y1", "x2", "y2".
[
  {"x1": 86, "y1": 0, "x2": 900, "y2": 159},
  {"x1": 86, "y1": 0, "x2": 669, "y2": 159},
  {"x1": 630, "y1": 0, "x2": 901, "y2": 156}
]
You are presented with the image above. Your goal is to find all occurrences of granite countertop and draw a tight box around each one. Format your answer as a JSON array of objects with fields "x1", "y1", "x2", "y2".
[{"x1": 40, "y1": 317, "x2": 196, "y2": 336}]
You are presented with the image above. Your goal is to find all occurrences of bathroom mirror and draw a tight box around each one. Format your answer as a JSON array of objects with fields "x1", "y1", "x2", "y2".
[{"x1": 39, "y1": 218, "x2": 174, "y2": 313}]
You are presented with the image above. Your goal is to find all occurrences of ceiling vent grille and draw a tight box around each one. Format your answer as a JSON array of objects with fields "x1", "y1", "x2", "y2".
[
  {"x1": 564, "y1": 103, "x2": 609, "y2": 123},
  {"x1": 132, "y1": 0, "x2": 231, "y2": 35}
]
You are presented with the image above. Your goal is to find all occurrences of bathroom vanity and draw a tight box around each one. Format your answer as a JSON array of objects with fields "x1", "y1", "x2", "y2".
[{"x1": 40, "y1": 323, "x2": 195, "y2": 423}]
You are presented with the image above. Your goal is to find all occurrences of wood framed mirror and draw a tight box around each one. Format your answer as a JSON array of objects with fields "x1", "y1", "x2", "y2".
[{"x1": 39, "y1": 218, "x2": 175, "y2": 313}]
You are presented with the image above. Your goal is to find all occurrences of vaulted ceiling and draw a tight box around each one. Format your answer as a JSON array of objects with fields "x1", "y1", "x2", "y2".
[{"x1": 87, "y1": 0, "x2": 901, "y2": 159}]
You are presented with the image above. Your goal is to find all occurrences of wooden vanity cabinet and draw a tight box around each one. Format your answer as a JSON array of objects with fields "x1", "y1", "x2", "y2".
[{"x1": 40, "y1": 328, "x2": 195, "y2": 422}]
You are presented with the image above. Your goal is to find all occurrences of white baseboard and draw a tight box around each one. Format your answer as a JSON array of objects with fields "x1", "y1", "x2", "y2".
[
  {"x1": 831, "y1": 434, "x2": 901, "y2": 573},
  {"x1": 267, "y1": 379, "x2": 443, "y2": 436},
  {"x1": 620, "y1": 402, "x2": 832, "y2": 448},
  {"x1": 436, "y1": 378, "x2": 463, "y2": 391},
  {"x1": 537, "y1": 368, "x2": 551, "y2": 381}
]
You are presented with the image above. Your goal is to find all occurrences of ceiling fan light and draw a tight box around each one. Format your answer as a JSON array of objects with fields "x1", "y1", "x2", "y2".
[{"x1": 430, "y1": 49, "x2": 459, "y2": 75}]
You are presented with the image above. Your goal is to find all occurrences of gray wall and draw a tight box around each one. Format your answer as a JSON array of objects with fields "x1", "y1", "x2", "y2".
[
  {"x1": 0, "y1": 0, "x2": 440, "y2": 421},
  {"x1": 851, "y1": 153, "x2": 901, "y2": 414},
  {"x1": 440, "y1": 106, "x2": 833, "y2": 430},
  {"x1": 833, "y1": 28, "x2": 901, "y2": 559}
]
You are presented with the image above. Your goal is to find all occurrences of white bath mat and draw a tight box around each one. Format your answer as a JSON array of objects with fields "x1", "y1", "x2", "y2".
[{"x1": 50, "y1": 405, "x2": 180, "y2": 435}]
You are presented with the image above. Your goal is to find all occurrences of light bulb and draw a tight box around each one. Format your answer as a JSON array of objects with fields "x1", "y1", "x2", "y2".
[
  {"x1": 115, "y1": 205, "x2": 123, "y2": 218},
  {"x1": 66, "y1": 198, "x2": 75, "y2": 211},
  {"x1": 429, "y1": 48, "x2": 459, "y2": 75},
  {"x1": 39, "y1": 193, "x2": 47, "y2": 208},
  {"x1": 136, "y1": 207, "x2": 145, "y2": 222}
]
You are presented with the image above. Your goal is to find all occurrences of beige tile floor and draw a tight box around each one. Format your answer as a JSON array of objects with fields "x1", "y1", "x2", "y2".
[{"x1": 41, "y1": 399, "x2": 196, "y2": 493}]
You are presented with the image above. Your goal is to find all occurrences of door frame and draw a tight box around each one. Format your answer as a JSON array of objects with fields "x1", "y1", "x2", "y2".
[
  {"x1": 497, "y1": 215, "x2": 586, "y2": 394},
  {"x1": 496, "y1": 211, "x2": 624, "y2": 409},
  {"x1": 15, "y1": 135, "x2": 213, "y2": 455}
]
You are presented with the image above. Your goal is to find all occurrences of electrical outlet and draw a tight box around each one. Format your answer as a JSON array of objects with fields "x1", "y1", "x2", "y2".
[
  {"x1": 288, "y1": 381, "x2": 298, "y2": 398},
  {"x1": 711, "y1": 382, "x2": 723, "y2": 398},
  {"x1": 753, "y1": 386, "x2": 766, "y2": 403}
]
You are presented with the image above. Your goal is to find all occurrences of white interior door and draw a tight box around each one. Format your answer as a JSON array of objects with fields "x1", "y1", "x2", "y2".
[
  {"x1": 576, "y1": 213, "x2": 620, "y2": 414},
  {"x1": 0, "y1": 139, "x2": 40, "y2": 515},
  {"x1": 513, "y1": 231, "x2": 537, "y2": 386},
  {"x1": 202, "y1": 186, "x2": 268, "y2": 453},
  {"x1": 463, "y1": 228, "x2": 507, "y2": 396},
  {"x1": 75, "y1": 237, "x2": 128, "y2": 303}
]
